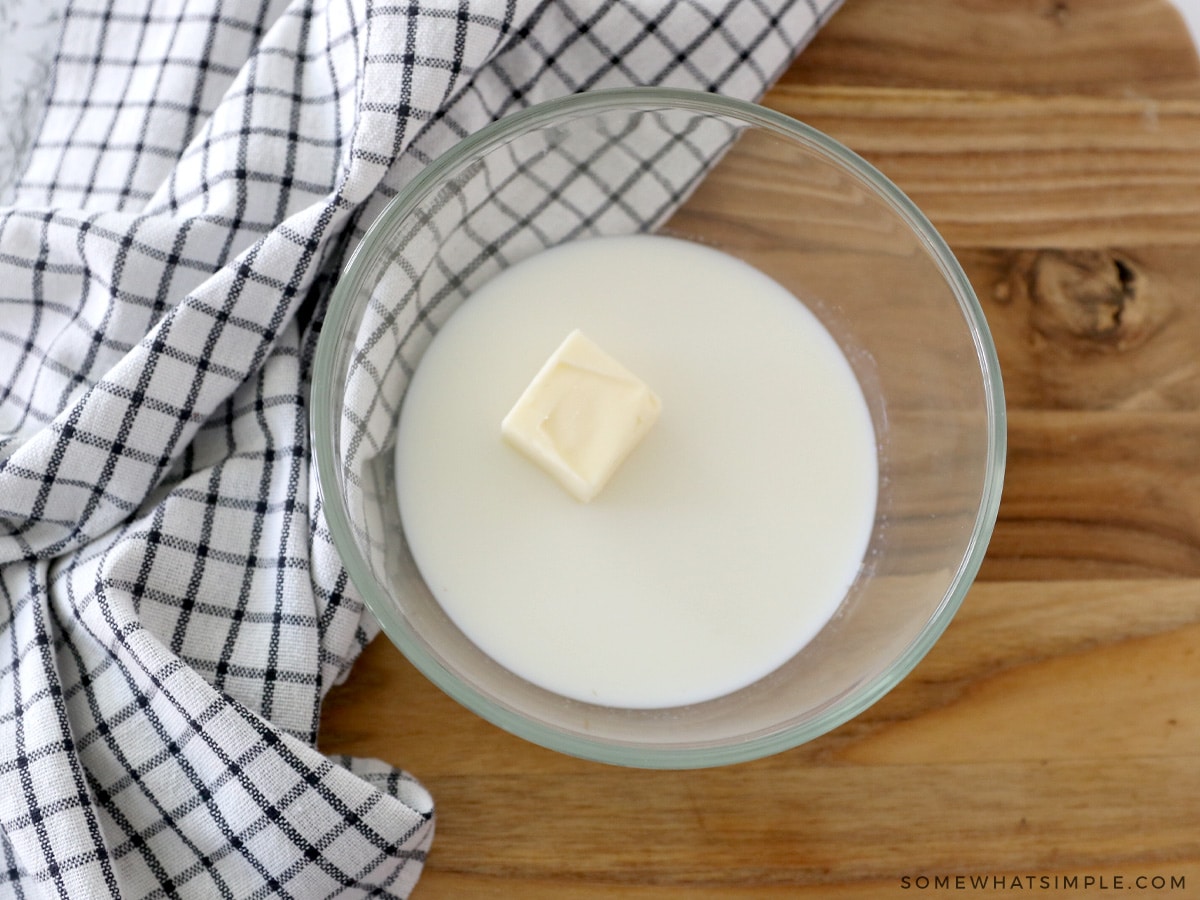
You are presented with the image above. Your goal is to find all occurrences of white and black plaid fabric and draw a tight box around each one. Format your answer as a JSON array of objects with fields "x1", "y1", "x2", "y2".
[{"x1": 0, "y1": 0, "x2": 838, "y2": 896}]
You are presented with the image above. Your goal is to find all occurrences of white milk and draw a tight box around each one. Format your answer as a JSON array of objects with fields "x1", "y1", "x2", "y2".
[{"x1": 394, "y1": 235, "x2": 878, "y2": 709}]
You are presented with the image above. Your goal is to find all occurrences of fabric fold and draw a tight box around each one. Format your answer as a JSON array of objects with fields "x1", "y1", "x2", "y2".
[{"x1": 0, "y1": 0, "x2": 840, "y2": 896}]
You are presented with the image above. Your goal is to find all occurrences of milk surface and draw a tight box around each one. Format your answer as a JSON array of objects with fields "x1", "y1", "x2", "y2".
[{"x1": 394, "y1": 234, "x2": 878, "y2": 708}]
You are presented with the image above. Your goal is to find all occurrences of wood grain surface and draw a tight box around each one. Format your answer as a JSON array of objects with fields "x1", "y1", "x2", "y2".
[{"x1": 319, "y1": 1, "x2": 1200, "y2": 895}]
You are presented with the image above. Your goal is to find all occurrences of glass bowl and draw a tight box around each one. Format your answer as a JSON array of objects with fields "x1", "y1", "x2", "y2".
[{"x1": 310, "y1": 88, "x2": 1006, "y2": 768}]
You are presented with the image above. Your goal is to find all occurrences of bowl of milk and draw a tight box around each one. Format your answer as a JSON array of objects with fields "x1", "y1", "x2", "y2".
[{"x1": 311, "y1": 88, "x2": 1006, "y2": 767}]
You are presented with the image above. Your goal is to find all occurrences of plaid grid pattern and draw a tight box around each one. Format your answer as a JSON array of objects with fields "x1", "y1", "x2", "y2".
[{"x1": 0, "y1": 0, "x2": 839, "y2": 896}]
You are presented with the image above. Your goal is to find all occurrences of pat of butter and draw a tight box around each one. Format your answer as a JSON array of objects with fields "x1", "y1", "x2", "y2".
[{"x1": 501, "y1": 330, "x2": 661, "y2": 502}]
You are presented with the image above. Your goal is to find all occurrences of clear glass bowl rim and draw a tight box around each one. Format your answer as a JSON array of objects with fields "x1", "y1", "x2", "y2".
[{"x1": 310, "y1": 86, "x2": 1007, "y2": 768}]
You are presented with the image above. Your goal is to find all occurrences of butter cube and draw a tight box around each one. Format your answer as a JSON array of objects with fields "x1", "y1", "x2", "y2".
[{"x1": 501, "y1": 330, "x2": 661, "y2": 502}]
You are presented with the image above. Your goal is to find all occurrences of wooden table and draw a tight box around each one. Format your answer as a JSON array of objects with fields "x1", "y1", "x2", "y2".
[{"x1": 319, "y1": 1, "x2": 1200, "y2": 894}]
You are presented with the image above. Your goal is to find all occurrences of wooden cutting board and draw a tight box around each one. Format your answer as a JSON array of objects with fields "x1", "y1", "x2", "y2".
[{"x1": 319, "y1": 1, "x2": 1200, "y2": 894}]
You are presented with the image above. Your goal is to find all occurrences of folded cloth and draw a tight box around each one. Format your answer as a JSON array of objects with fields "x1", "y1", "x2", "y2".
[{"x1": 0, "y1": 0, "x2": 839, "y2": 896}]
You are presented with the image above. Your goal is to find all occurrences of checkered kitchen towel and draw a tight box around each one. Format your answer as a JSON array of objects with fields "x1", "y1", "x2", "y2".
[{"x1": 0, "y1": 0, "x2": 839, "y2": 896}]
